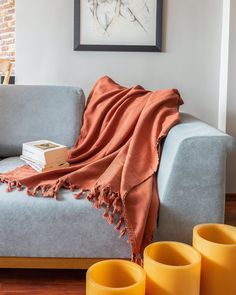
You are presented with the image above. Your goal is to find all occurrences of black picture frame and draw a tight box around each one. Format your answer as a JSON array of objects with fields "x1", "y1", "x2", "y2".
[{"x1": 74, "y1": 0, "x2": 163, "y2": 52}]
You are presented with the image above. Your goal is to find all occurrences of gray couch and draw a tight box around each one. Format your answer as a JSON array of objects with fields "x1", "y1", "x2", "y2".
[{"x1": 0, "y1": 86, "x2": 234, "y2": 267}]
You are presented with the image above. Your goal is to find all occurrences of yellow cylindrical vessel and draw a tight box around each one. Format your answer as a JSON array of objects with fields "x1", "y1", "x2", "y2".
[
  {"x1": 86, "y1": 259, "x2": 146, "y2": 295},
  {"x1": 144, "y1": 241, "x2": 201, "y2": 295},
  {"x1": 193, "y1": 223, "x2": 236, "y2": 295}
]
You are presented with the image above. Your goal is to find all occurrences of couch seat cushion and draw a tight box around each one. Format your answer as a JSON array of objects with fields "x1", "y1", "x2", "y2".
[{"x1": 0, "y1": 157, "x2": 130, "y2": 258}]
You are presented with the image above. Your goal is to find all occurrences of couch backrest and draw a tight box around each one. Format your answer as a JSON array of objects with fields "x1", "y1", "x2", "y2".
[{"x1": 0, "y1": 85, "x2": 85, "y2": 157}]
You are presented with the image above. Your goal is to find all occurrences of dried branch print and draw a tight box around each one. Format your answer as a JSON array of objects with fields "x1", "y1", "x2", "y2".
[
  {"x1": 87, "y1": 0, "x2": 150, "y2": 34},
  {"x1": 87, "y1": 0, "x2": 120, "y2": 33}
]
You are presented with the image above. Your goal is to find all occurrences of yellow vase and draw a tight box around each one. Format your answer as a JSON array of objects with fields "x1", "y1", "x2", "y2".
[
  {"x1": 86, "y1": 259, "x2": 146, "y2": 295},
  {"x1": 193, "y1": 223, "x2": 236, "y2": 295},
  {"x1": 144, "y1": 241, "x2": 201, "y2": 295}
]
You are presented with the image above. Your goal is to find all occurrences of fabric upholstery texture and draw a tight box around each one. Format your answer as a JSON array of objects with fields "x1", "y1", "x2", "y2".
[
  {"x1": 0, "y1": 85, "x2": 85, "y2": 157},
  {"x1": 155, "y1": 113, "x2": 235, "y2": 243},
  {"x1": 0, "y1": 157, "x2": 130, "y2": 258}
]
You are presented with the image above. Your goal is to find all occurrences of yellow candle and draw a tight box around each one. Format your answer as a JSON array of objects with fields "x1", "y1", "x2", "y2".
[
  {"x1": 193, "y1": 223, "x2": 236, "y2": 295},
  {"x1": 144, "y1": 241, "x2": 201, "y2": 295},
  {"x1": 86, "y1": 259, "x2": 146, "y2": 295}
]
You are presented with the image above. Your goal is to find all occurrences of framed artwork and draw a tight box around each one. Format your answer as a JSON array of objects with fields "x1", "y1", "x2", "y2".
[{"x1": 74, "y1": 0, "x2": 163, "y2": 52}]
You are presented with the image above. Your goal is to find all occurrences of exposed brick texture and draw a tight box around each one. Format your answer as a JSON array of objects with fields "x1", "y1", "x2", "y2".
[{"x1": 0, "y1": 0, "x2": 15, "y2": 72}]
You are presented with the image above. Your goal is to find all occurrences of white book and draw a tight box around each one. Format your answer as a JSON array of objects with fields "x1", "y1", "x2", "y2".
[
  {"x1": 20, "y1": 156, "x2": 70, "y2": 173},
  {"x1": 20, "y1": 155, "x2": 67, "y2": 169},
  {"x1": 22, "y1": 140, "x2": 68, "y2": 164}
]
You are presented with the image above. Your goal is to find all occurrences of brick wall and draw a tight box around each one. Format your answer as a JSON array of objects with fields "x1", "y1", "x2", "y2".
[{"x1": 0, "y1": 0, "x2": 15, "y2": 61}]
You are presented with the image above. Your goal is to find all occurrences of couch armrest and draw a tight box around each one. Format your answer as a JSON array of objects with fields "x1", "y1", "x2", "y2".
[{"x1": 155, "y1": 113, "x2": 235, "y2": 243}]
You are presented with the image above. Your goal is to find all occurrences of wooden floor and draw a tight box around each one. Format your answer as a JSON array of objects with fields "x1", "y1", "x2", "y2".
[
  {"x1": 0, "y1": 198, "x2": 235, "y2": 294},
  {"x1": 0, "y1": 269, "x2": 86, "y2": 295},
  {"x1": 225, "y1": 195, "x2": 236, "y2": 226}
]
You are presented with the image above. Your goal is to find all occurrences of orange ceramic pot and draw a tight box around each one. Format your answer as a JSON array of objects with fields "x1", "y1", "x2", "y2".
[
  {"x1": 193, "y1": 223, "x2": 236, "y2": 295},
  {"x1": 144, "y1": 241, "x2": 201, "y2": 295},
  {"x1": 86, "y1": 259, "x2": 146, "y2": 295}
]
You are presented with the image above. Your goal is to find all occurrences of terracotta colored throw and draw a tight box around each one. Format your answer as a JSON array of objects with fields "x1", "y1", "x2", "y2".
[{"x1": 0, "y1": 76, "x2": 183, "y2": 260}]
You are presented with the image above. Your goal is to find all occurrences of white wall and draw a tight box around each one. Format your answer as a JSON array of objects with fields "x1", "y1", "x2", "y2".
[
  {"x1": 15, "y1": 0, "x2": 223, "y2": 127},
  {"x1": 226, "y1": 0, "x2": 236, "y2": 193}
]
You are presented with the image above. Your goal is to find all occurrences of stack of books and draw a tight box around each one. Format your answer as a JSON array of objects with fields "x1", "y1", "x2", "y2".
[{"x1": 20, "y1": 140, "x2": 69, "y2": 172}]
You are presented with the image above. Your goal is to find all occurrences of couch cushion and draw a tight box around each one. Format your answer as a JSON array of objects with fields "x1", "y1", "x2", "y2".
[
  {"x1": 0, "y1": 157, "x2": 130, "y2": 258},
  {"x1": 0, "y1": 85, "x2": 85, "y2": 157}
]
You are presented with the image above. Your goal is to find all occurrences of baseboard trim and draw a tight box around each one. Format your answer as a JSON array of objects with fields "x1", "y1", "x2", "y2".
[{"x1": 0, "y1": 257, "x2": 127, "y2": 269}]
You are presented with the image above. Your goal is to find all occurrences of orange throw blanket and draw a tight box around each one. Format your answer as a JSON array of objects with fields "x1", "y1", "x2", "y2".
[{"x1": 0, "y1": 76, "x2": 183, "y2": 260}]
